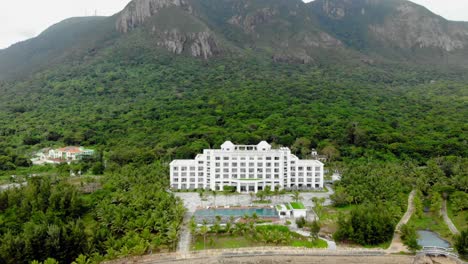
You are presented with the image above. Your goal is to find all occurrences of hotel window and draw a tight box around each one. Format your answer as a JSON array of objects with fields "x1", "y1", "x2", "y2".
[
  {"x1": 215, "y1": 157, "x2": 220, "y2": 160},
  {"x1": 174, "y1": 178, "x2": 179, "y2": 182},
  {"x1": 266, "y1": 168, "x2": 271, "y2": 173},
  {"x1": 266, "y1": 162, "x2": 271, "y2": 167},
  {"x1": 215, "y1": 174, "x2": 220, "y2": 178},
  {"x1": 274, "y1": 162, "x2": 279, "y2": 167},
  {"x1": 232, "y1": 162, "x2": 238, "y2": 166},
  {"x1": 190, "y1": 166, "x2": 195, "y2": 171},
  {"x1": 249, "y1": 162, "x2": 254, "y2": 167},
  {"x1": 190, "y1": 178, "x2": 196, "y2": 182},
  {"x1": 298, "y1": 167, "x2": 304, "y2": 171},
  {"x1": 190, "y1": 172, "x2": 195, "y2": 176},
  {"x1": 299, "y1": 172, "x2": 304, "y2": 177},
  {"x1": 207, "y1": 156, "x2": 210, "y2": 160},
  {"x1": 198, "y1": 161, "x2": 204, "y2": 164},
  {"x1": 315, "y1": 166, "x2": 321, "y2": 171},
  {"x1": 173, "y1": 167, "x2": 179, "y2": 171},
  {"x1": 181, "y1": 167, "x2": 187, "y2": 171},
  {"x1": 215, "y1": 168, "x2": 220, "y2": 173},
  {"x1": 274, "y1": 157, "x2": 280, "y2": 160},
  {"x1": 198, "y1": 166, "x2": 203, "y2": 170},
  {"x1": 291, "y1": 172, "x2": 296, "y2": 176},
  {"x1": 181, "y1": 172, "x2": 187, "y2": 177},
  {"x1": 266, "y1": 157, "x2": 272, "y2": 160},
  {"x1": 232, "y1": 174, "x2": 238, "y2": 179},
  {"x1": 240, "y1": 174, "x2": 246, "y2": 178},
  {"x1": 223, "y1": 168, "x2": 229, "y2": 173},
  {"x1": 232, "y1": 168, "x2": 238, "y2": 173},
  {"x1": 240, "y1": 162, "x2": 246, "y2": 167},
  {"x1": 232, "y1": 157, "x2": 237, "y2": 160},
  {"x1": 315, "y1": 172, "x2": 321, "y2": 177},
  {"x1": 223, "y1": 162, "x2": 229, "y2": 167},
  {"x1": 274, "y1": 168, "x2": 279, "y2": 173},
  {"x1": 198, "y1": 172, "x2": 204, "y2": 176},
  {"x1": 240, "y1": 168, "x2": 246, "y2": 173},
  {"x1": 274, "y1": 174, "x2": 279, "y2": 179},
  {"x1": 173, "y1": 172, "x2": 179, "y2": 177},
  {"x1": 290, "y1": 167, "x2": 296, "y2": 171},
  {"x1": 257, "y1": 168, "x2": 263, "y2": 173},
  {"x1": 258, "y1": 157, "x2": 263, "y2": 160},
  {"x1": 223, "y1": 174, "x2": 229, "y2": 179},
  {"x1": 249, "y1": 157, "x2": 254, "y2": 160},
  {"x1": 249, "y1": 168, "x2": 254, "y2": 173},
  {"x1": 223, "y1": 157, "x2": 229, "y2": 160},
  {"x1": 249, "y1": 174, "x2": 255, "y2": 178},
  {"x1": 215, "y1": 162, "x2": 220, "y2": 167},
  {"x1": 307, "y1": 167, "x2": 312, "y2": 171},
  {"x1": 240, "y1": 157, "x2": 246, "y2": 160},
  {"x1": 257, "y1": 162, "x2": 262, "y2": 167}
]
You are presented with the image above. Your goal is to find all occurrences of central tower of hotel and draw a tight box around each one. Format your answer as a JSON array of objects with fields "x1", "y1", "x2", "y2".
[{"x1": 170, "y1": 141, "x2": 324, "y2": 193}]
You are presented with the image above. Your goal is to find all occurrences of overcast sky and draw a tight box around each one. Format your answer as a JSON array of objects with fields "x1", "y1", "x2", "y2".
[{"x1": 1, "y1": 0, "x2": 467, "y2": 49}]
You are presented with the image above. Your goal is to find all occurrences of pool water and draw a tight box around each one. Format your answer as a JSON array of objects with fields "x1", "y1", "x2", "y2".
[
  {"x1": 195, "y1": 208, "x2": 277, "y2": 218},
  {"x1": 194, "y1": 208, "x2": 277, "y2": 224},
  {"x1": 417, "y1": 230, "x2": 451, "y2": 248}
]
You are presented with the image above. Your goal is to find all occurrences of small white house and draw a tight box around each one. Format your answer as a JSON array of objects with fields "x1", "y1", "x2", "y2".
[
  {"x1": 276, "y1": 202, "x2": 307, "y2": 218},
  {"x1": 276, "y1": 204, "x2": 291, "y2": 218},
  {"x1": 290, "y1": 202, "x2": 307, "y2": 218}
]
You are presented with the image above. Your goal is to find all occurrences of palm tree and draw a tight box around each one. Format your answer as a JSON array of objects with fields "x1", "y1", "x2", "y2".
[
  {"x1": 199, "y1": 224, "x2": 209, "y2": 250},
  {"x1": 274, "y1": 185, "x2": 281, "y2": 203},
  {"x1": 166, "y1": 224, "x2": 179, "y2": 251},
  {"x1": 290, "y1": 190, "x2": 302, "y2": 202},
  {"x1": 199, "y1": 189, "x2": 204, "y2": 207},
  {"x1": 311, "y1": 197, "x2": 325, "y2": 219},
  {"x1": 212, "y1": 190, "x2": 217, "y2": 207}
]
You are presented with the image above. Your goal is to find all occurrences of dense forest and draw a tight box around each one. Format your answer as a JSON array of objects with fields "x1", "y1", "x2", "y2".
[
  {"x1": 0, "y1": 52, "x2": 466, "y2": 168},
  {"x1": 0, "y1": 164, "x2": 185, "y2": 263}
]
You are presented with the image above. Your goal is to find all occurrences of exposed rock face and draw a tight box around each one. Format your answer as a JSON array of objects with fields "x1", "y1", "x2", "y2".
[
  {"x1": 156, "y1": 30, "x2": 218, "y2": 59},
  {"x1": 116, "y1": 0, "x2": 191, "y2": 33},
  {"x1": 228, "y1": 8, "x2": 278, "y2": 33},
  {"x1": 321, "y1": 0, "x2": 349, "y2": 19},
  {"x1": 370, "y1": 2, "x2": 468, "y2": 51}
]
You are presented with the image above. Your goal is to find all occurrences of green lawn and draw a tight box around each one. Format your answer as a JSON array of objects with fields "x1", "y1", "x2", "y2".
[
  {"x1": 192, "y1": 225, "x2": 327, "y2": 250},
  {"x1": 290, "y1": 202, "x2": 305, "y2": 209},
  {"x1": 319, "y1": 205, "x2": 355, "y2": 235},
  {"x1": 447, "y1": 201, "x2": 468, "y2": 231}
]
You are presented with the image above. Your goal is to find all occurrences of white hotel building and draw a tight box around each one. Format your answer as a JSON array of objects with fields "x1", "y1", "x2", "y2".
[{"x1": 170, "y1": 141, "x2": 324, "y2": 193}]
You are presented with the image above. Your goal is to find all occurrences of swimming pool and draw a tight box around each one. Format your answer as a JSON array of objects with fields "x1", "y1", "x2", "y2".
[{"x1": 194, "y1": 208, "x2": 277, "y2": 223}]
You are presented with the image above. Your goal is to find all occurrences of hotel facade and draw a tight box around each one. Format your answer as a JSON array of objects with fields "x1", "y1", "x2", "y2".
[{"x1": 170, "y1": 141, "x2": 324, "y2": 193}]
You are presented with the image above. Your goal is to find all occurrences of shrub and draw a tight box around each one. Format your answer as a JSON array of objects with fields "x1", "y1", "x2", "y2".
[{"x1": 296, "y1": 217, "x2": 307, "y2": 228}]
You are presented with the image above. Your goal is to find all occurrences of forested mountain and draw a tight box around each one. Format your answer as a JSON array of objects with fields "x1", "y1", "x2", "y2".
[{"x1": 0, "y1": 0, "x2": 466, "y2": 166}]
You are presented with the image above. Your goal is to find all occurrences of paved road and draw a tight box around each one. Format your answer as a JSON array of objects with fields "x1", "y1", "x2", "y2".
[
  {"x1": 174, "y1": 185, "x2": 334, "y2": 213},
  {"x1": 177, "y1": 212, "x2": 193, "y2": 253},
  {"x1": 441, "y1": 199, "x2": 460, "y2": 235},
  {"x1": 387, "y1": 190, "x2": 416, "y2": 253}
]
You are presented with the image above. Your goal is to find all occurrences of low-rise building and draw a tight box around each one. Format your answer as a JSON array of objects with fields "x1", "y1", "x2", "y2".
[
  {"x1": 32, "y1": 146, "x2": 94, "y2": 164},
  {"x1": 170, "y1": 141, "x2": 324, "y2": 192}
]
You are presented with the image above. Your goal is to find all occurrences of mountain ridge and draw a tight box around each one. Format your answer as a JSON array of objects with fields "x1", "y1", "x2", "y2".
[{"x1": 1, "y1": 0, "x2": 468, "y2": 80}]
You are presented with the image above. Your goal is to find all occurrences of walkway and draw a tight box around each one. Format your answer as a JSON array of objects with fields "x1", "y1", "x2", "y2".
[
  {"x1": 387, "y1": 190, "x2": 416, "y2": 253},
  {"x1": 177, "y1": 212, "x2": 193, "y2": 253},
  {"x1": 441, "y1": 199, "x2": 460, "y2": 235}
]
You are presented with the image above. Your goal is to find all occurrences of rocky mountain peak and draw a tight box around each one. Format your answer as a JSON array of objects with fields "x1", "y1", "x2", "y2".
[{"x1": 116, "y1": 0, "x2": 192, "y2": 33}]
